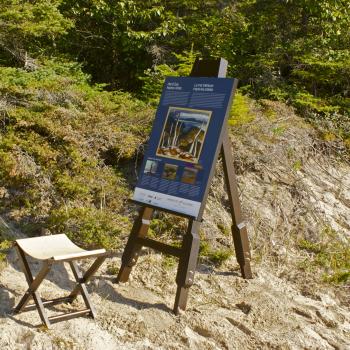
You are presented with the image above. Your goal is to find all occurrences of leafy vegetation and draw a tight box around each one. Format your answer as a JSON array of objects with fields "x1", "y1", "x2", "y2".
[
  {"x1": 200, "y1": 240, "x2": 232, "y2": 266},
  {"x1": 0, "y1": 1, "x2": 348, "y2": 279},
  {"x1": 229, "y1": 92, "x2": 255, "y2": 127},
  {"x1": 0, "y1": 239, "x2": 11, "y2": 269},
  {"x1": 0, "y1": 60, "x2": 153, "y2": 248},
  {"x1": 0, "y1": 226, "x2": 12, "y2": 270}
]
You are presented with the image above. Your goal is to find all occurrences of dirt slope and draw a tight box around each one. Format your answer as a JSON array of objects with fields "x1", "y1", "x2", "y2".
[{"x1": 0, "y1": 101, "x2": 349, "y2": 349}]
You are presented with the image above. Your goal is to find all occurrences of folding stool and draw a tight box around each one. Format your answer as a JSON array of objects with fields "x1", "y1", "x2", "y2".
[{"x1": 13, "y1": 234, "x2": 107, "y2": 327}]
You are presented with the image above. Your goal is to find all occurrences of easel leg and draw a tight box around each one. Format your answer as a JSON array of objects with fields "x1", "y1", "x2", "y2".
[
  {"x1": 174, "y1": 219, "x2": 200, "y2": 314},
  {"x1": 116, "y1": 206, "x2": 154, "y2": 283},
  {"x1": 221, "y1": 131, "x2": 252, "y2": 278},
  {"x1": 231, "y1": 224, "x2": 252, "y2": 278}
]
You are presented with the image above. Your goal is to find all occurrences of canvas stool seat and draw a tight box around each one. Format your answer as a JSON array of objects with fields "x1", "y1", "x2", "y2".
[{"x1": 14, "y1": 234, "x2": 107, "y2": 327}]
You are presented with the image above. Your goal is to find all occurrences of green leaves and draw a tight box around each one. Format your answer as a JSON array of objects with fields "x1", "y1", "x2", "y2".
[
  {"x1": 214, "y1": 0, "x2": 350, "y2": 137},
  {"x1": 139, "y1": 47, "x2": 197, "y2": 104},
  {"x1": 0, "y1": 0, "x2": 72, "y2": 43},
  {"x1": 58, "y1": 0, "x2": 184, "y2": 89}
]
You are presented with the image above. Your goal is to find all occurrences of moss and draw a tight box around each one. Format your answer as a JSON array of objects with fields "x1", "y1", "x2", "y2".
[
  {"x1": 161, "y1": 255, "x2": 177, "y2": 269},
  {"x1": 298, "y1": 239, "x2": 321, "y2": 254},
  {"x1": 261, "y1": 101, "x2": 277, "y2": 121},
  {"x1": 229, "y1": 92, "x2": 255, "y2": 127},
  {"x1": 272, "y1": 125, "x2": 286, "y2": 136},
  {"x1": 200, "y1": 241, "x2": 232, "y2": 266},
  {"x1": 292, "y1": 160, "x2": 303, "y2": 171},
  {"x1": 106, "y1": 262, "x2": 119, "y2": 275},
  {"x1": 298, "y1": 227, "x2": 350, "y2": 284},
  {"x1": 322, "y1": 132, "x2": 337, "y2": 142},
  {"x1": 217, "y1": 223, "x2": 230, "y2": 236},
  {"x1": 207, "y1": 249, "x2": 232, "y2": 266}
]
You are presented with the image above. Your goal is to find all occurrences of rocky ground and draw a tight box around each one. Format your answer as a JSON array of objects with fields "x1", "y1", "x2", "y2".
[{"x1": 0, "y1": 101, "x2": 349, "y2": 349}]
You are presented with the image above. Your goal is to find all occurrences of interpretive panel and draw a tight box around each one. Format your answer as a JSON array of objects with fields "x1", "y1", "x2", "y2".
[{"x1": 133, "y1": 76, "x2": 235, "y2": 217}]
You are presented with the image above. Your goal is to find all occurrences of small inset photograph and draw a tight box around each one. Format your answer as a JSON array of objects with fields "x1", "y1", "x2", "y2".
[
  {"x1": 144, "y1": 159, "x2": 158, "y2": 176},
  {"x1": 181, "y1": 167, "x2": 198, "y2": 185},
  {"x1": 162, "y1": 164, "x2": 178, "y2": 181}
]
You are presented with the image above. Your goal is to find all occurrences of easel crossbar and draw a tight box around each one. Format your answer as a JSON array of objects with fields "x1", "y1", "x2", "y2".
[{"x1": 136, "y1": 237, "x2": 182, "y2": 257}]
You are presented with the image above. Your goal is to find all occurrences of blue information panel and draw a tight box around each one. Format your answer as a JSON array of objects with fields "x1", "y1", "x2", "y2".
[{"x1": 133, "y1": 77, "x2": 235, "y2": 218}]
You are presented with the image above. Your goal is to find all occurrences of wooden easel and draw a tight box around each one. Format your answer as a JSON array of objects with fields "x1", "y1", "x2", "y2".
[{"x1": 116, "y1": 58, "x2": 252, "y2": 314}]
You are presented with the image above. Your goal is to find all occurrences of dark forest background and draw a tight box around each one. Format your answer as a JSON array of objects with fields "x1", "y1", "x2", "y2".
[{"x1": 1, "y1": 1, "x2": 349, "y2": 116}]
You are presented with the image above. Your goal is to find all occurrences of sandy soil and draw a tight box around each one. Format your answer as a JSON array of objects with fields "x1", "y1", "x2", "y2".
[{"x1": 1, "y1": 248, "x2": 350, "y2": 350}]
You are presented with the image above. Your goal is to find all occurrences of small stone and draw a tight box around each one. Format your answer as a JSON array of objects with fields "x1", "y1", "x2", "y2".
[
  {"x1": 236, "y1": 302, "x2": 252, "y2": 315},
  {"x1": 0, "y1": 290, "x2": 15, "y2": 314}
]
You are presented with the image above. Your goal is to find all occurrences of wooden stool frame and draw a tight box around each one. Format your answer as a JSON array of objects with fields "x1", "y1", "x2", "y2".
[
  {"x1": 116, "y1": 58, "x2": 252, "y2": 314},
  {"x1": 14, "y1": 242, "x2": 107, "y2": 327}
]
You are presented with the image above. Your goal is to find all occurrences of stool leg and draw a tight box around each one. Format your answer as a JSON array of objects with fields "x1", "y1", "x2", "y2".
[
  {"x1": 14, "y1": 245, "x2": 51, "y2": 327},
  {"x1": 69, "y1": 256, "x2": 106, "y2": 301},
  {"x1": 69, "y1": 261, "x2": 97, "y2": 318}
]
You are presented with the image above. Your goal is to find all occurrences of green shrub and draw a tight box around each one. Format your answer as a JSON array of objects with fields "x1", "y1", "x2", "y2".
[
  {"x1": 0, "y1": 231, "x2": 12, "y2": 270},
  {"x1": 0, "y1": 60, "x2": 153, "y2": 247},
  {"x1": 48, "y1": 207, "x2": 130, "y2": 249},
  {"x1": 140, "y1": 48, "x2": 198, "y2": 105}
]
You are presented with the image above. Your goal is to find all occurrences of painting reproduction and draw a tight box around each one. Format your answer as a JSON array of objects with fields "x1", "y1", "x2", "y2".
[{"x1": 156, "y1": 107, "x2": 212, "y2": 163}]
